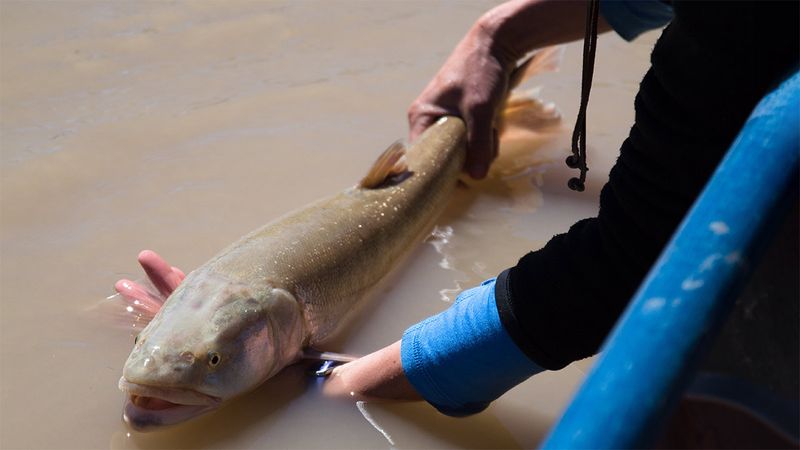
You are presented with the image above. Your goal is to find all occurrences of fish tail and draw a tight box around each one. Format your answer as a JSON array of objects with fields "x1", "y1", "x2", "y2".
[
  {"x1": 508, "y1": 46, "x2": 564, "y2": 90},
  {"x1": 497, "y1": 46, "x2": 565, "y2": 139}
]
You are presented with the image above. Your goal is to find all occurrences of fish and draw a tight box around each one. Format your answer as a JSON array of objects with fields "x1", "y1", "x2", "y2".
[{"x1": 117, "y1": 47, "x2": 563, "y2": 432}]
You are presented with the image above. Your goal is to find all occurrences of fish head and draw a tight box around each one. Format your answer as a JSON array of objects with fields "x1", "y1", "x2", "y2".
[{"x1": 120, "y1": 271, "x2": 305, "y2": 431}]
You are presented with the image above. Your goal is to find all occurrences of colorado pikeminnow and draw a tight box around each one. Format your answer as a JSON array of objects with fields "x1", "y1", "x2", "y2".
[{"x1": 118, "y1": 47, "x2": 562, "y2": 431}]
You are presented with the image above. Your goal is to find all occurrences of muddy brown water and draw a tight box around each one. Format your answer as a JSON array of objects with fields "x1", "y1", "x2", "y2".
[{"x1": 1, "y1": 2, "x2": 659, "y2": 448}]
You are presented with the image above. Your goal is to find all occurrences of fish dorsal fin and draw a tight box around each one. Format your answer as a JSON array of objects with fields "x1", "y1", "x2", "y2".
[{"x1": 358, "y1": 140, "x2": 410, "y2": 189}]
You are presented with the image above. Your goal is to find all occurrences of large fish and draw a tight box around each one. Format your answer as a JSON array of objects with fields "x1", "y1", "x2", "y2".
[{"x1": 117, "y1": 47, "x2": 562, "y2": 431}]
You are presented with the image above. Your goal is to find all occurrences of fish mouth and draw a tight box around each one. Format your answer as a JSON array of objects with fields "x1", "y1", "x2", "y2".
[{"x1": 119, "y1": 377, "x2": 222, "y2": 431}]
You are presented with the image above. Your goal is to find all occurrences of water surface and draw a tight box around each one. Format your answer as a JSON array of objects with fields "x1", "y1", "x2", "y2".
[{"x1": 1, "y1": 2, "x2": 658, "y2": 448}]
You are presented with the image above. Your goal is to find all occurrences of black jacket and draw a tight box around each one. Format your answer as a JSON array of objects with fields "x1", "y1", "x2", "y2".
[{"x1": 496, "y1": 1, "x2": 800, "y2": 370}]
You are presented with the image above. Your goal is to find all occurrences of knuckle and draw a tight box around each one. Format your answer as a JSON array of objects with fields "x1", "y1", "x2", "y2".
[{"x1": 407, "y1": 102, "x2": 423, "y2": 120}]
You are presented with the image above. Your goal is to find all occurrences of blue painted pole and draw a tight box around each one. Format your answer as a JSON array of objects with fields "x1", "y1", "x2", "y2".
[{"x1": 541, "y1": 71, "x2": 800, "y2": 449}]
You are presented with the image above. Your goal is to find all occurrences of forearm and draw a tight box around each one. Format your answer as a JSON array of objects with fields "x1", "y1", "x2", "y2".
[
  {"x1": 325, "y1": 341, "x2": 421, "y2": 401},
  {"x1": 324, "y1": 279, "x2": 545, "y2": 416},
  {"x1": 477, "y1": 0, "x2": 612, "y2": 67}
]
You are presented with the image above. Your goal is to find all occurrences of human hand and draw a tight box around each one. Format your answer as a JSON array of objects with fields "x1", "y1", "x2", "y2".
[
  {"x1": 325, "y1": 278, "x2": 544, "y2": 416},
  {"x1": 408, "y1": 23, "x2": 517, "y2": 180},
  {"x1": 115, "y1": 250, "x2": 185, "y2": 314},
  {"x1": 323, "y1": 340, "x2": 422, "y2": 401},
  {"x1": 408, "y1": 0, "x2": 614, "y2": 180}
]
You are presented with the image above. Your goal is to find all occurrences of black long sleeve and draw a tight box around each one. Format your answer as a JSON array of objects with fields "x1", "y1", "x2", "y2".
[{"x1": 496, "y1": 1, "x2": 800, "y2": 370}]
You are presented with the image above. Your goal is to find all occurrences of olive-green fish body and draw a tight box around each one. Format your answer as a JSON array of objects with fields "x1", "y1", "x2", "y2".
[{"x1": 119, "y1": 117, "x2": 466, "y2": 430}]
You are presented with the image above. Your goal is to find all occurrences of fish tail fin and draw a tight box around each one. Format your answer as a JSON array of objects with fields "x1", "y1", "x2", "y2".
[
  {"x1": 359, "y1": 140, "x2": 412, "y2": 189},
  {"x1": 497, "y1": 46, "x2": 565, "y2": 139},
  {"x1": 507, "y1": 46, "x2": 564, "y2": 90}
]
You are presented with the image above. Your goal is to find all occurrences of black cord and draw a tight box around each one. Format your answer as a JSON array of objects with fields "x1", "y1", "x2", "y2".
[{"x1": 567, "y1": 0, "x2": 600, "y2": 192}]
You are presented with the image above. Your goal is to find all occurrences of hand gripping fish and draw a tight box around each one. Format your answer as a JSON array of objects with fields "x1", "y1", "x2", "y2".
[{"x1": 118, "y1": 47, "x2": 563, "y2": 431}]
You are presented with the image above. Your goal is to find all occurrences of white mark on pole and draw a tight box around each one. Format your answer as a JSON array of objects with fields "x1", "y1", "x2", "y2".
[
  {"x1": 700, "y1": 254, "x2": 723, "y2": 272},
  {"x1": 356, "y1": 401, "x2": 395, "y2": 447},
  {"x1": 681, "y1": 278, "x2": 704, "y2": 291},
  {"x1": 725, "y1": 251, "x2": 742, "y2": 265},
  {"x1": 642, "y1": 297, "x2": 666, "y2": 313},
  {"x1": 709, "y1": 221, "x2": 730, "y2": 235}
]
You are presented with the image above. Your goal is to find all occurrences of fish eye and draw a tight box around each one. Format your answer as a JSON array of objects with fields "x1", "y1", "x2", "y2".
[{"x1": 208, "y1": 352, "x2": 221, "y2": 367}]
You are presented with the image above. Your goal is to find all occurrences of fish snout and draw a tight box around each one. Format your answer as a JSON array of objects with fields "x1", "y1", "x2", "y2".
[
  {"x1": 166, "y1": 350, "x2": 198, "y2": 370},
  {"x1": 155, "y1": 350, "x2": 203, "y2": 375},
  {"x1": 124, "y1": 346, "x2": 202, "y2": 382}
]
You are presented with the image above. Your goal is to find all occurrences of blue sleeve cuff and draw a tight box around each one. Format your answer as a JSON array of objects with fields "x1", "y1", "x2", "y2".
[
  {"x1": 600, "y1": 0, "x2": 674, "y2": 41},
  {"x1": 400, "y1": 278, "x2": 544, "y2": 416}
]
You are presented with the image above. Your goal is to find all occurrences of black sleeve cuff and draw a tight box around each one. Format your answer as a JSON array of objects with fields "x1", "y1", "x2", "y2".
[{"x1": 495, "y1": 268, "x2": 571, "y2": 370}]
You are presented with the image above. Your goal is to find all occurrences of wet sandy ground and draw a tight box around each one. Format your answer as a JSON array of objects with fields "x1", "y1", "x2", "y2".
[{"x1": 1, "y1": 2, "x2": 658, "y2": 448}]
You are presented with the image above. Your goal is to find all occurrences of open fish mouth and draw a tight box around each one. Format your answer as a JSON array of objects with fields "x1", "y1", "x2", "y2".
[{"x1": 119, "y1": 378, "x2": 221, "y2": 431}]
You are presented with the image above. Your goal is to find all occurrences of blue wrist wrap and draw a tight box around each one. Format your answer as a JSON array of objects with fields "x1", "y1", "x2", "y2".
[
  {"x1": 600, "y1": 0, "x2": 674, "y2": 41},
  {"x1": 401, "y1": 278, "x2": 544, "y2": 416}
]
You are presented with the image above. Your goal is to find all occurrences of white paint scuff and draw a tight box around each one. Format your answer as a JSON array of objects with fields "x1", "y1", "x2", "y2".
[
  {"x1": 725, "y1": 251, "x2": 742, "y2": 265},
  {"x1": 709, "y1": 221, "x2": 730, "y2": 235},
  {"x1": 681, "y1": 278, "x2": 705, "y2": 291},
  {"x1": 700, "y1": 254, "x2": 723, "y2": 272},
  {"x1": 642, "y1": 297, "x2": 666, "y2": 313}
]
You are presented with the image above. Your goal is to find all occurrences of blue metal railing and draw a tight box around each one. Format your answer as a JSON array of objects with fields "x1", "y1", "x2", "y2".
[{"x1": 542, "y1": 71, "x2": 800, "y2": 449}]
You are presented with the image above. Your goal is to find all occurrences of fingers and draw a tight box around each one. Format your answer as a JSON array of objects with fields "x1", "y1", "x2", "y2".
[
  {"x1": 464, "y1": 109, "x2": 497, "y2": 179},
  {"x1": 408, "y1": 99, "x2": 455, "y2": 143},
  {"x1": 409, "y1": 102, "x2": 497, "y2": 180},
  {"x1": 408, "y1": 114, "x2": 438, "y2": 143},
  {"x1": 138, "y1": 250, "x2": 183, "y2": 297},
  {"x1": 171, "y1": 266, "x2": 186, "y2": 282},
  {"x1": 114, "y1": 279, "x2": 164, "y2": 314},
  {"x1": 111, "y1": 250, "x2": 184, "y2": 321}
]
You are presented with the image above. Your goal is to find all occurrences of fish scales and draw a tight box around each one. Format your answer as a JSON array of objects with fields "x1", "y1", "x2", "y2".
[
  {"x1": 119, "y1": 46, "x2": 560, "y2": 431},
  {"x1": 120, "y1": 117, "x2": 466, "y2": 430},
  {"x1": 204, "y1": 117, "x2": 466, "y2": 342}
]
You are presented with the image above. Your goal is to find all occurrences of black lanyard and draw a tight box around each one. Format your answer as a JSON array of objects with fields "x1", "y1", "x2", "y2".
[{"x1": 567, "y1": 0, "x2": 600, "y2": 192}]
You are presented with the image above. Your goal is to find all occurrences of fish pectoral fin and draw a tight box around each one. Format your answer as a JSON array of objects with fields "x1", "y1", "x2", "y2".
[
  {"x1": 358, "y1": 140, "x2": 412, "y2": 189},
  {"x1": 301, "y1": 348, "x2": 359, "y2": 363}
]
